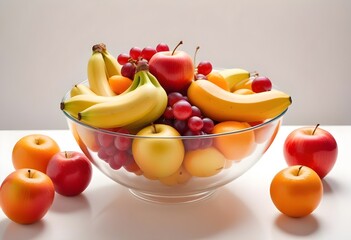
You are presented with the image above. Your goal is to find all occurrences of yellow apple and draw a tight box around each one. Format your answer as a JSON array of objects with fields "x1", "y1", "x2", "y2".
[{"x1": 132, "y1": 124, "x2": 184, "y2": 178}]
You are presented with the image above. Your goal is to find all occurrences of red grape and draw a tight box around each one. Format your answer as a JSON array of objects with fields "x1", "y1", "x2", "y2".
[
  {"x1": 104, "y1": 145, "x2": 118, "y2": 156},
  {"x1": 191, "y1": 106, "x2": 202, "y2": 117},
  {"x1": 172, "y1": 100, "x2": 192, "y2": 120},
  {"x1": 156, "y1": 43, "x2": 170, "y2": 52},
  {"x1": 121, "y1": 62, "x2": 136, "y2": 79},
  {"x1": 251, "y1": 76, "x2": 272, "y2": 93},
  {"x1": 200, "y1": 132, "x2": 213, "y2": 148},
  {"x1": 188, "y1": 116, "x2": 204, "y2": 132},
  {"x1": 117, "y1": 53, "x2": 130, "y2": 65},
  {"x1": 163, "y1": 106, "x2": 174, "y2": 119},
  {"x1": 97, "y1": 148, "x2": 109, "y2": 162},
  {"x1": 109, "y1": 151, "x2": 129, "y2": 170},
  {"x1": 129, "y1": 47, "x2": 142, "y2": 60},
  {"x1": 167, "y1": 92, "x2": 184, "y2": 106},
  {"x1": 183, "y1": 130, "x2": 202, "y2": 150},
  {"x1": 97, "y1": 133, "x2": 114, "y2": 148},
  {"x1": 197, "y1": 61, "x2": 212, "y2": 76},
  {"x1": 141, "y1": 47, "x2": 157, "y2": 61},
  {"x1": 174, "y1": 119, "x2": 188, "y2": 134},
  {"x1": 202, "y1": 117, "x2": 214, "y2": 133}
]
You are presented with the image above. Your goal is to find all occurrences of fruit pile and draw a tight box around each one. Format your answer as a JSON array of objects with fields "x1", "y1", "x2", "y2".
[{"x1": 61, "y1": 41, "x2": 292, "y2": 182}]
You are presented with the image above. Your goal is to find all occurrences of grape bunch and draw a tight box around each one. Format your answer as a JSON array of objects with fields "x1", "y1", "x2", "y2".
[
  {"x1": 157, "y1": 92, "x2": 216, "y2": 150},
  {"x1": 117, "y1": 43, "x2": 170, "y2": 80},
  {"x1": 96, "y1": 129, "x2": 140, "y2": 173}
]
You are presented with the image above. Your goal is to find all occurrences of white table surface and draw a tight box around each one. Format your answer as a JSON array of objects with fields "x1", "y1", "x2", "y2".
[{"x1": 0, "y1": 126, "x2": 350, "y2": 240}]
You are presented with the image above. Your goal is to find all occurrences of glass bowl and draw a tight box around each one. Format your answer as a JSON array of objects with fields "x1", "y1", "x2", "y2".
[{"x1": 61, "y1": 85, "x2": 287, "y2": 204}]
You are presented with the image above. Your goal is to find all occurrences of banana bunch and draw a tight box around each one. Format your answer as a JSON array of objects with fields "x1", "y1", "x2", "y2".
[
  {"x1": 87, "y1": 44, "x2": 121, "y2": 96},
  {"x1": 61, "y1": 63, "x2": 168, "y2": 130},
  {"x1": 187, "y1": 79, "x2": 292, "y2": 123}
]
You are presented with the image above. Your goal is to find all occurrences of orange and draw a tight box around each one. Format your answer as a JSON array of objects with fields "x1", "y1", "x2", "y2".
[
  {"x1": 12, "y1": 134, "x2": 61, "y2": 173},
  {"x1": 206, "y1": 72, "x2": 230, "y2": 91},
  {"x1": 74, "y1": 124, "x2": 100, "y2": 152},
  {"x1": 108, "y1": 75, "x2": 133, "y2": 94},
  {"x1": 212, "y1": 121, "x2": 256, "y2": 161},
  {"x1": 270, "y1": 165, "x2": 323, "y2": 218}
]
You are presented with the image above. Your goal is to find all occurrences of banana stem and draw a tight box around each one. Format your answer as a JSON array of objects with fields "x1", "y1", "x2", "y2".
[
  {"x1": 92, "y1": 44, "x2": 104, "y2": 53},
  {"x1": 136, "y1": 60, "x2": 149, "y2": 73}
]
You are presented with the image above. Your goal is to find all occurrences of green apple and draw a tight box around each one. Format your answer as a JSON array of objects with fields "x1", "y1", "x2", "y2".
[{"x1": 132, "y1": 124, "x2": 185, "y2": 178}]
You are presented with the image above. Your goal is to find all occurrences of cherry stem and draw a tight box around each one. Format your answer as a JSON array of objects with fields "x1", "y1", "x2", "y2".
[
  {"x1": 171, "y1": 41, "x2": 183, "y2": 56},
  {"x1": 194, "y1": 46, "x2": 200, "y2": 67},
  {"x1": 312, "y1": 124, "x2": 320, "y2": 135},
  {"x1": 296, "y1": 166, "x2": 303, "y2": 176}
]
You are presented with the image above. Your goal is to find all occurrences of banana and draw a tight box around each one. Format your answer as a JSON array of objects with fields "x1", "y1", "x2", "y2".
[
  {"x1": 87, "y1": 46, "x2": 116, "y2": 96},
  {"x1": 187, "y1": 80, "x2": 292, "y2": 122},
  {"x1": 123, "y1": 70, "x2": 168, "y2": 130},
  {"x1": 70, "y1": 83, "x2": 97, "y2": 97},
  {"x1": 99, "y1": 43, "x2": 122, "y2": 78},
  {"x1": 61, "y1": 94, "x2": 114, "y2": 119},
  {"x1": 218, "y1": 68, "x2": 251, "y2": 92},
  {"x1": 77, "y1": 68, "x2": 166, "y2": 129},
  {"x1": 231, "y1": 76, "x2": 254, "y2": 92}
]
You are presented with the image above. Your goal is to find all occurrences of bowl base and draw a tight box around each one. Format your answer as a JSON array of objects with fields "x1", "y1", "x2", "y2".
[{"x1": 129, "y1": 189, "x2": 216, "y2": 204}]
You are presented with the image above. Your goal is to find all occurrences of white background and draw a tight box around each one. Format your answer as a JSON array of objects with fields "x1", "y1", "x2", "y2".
[{"x1": 0, "y1": 0, "x2": 350, "y2": 130}]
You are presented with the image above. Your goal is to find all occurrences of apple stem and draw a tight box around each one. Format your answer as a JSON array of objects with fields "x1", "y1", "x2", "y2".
[
  {"x1": 312, "y1": 124, "x2": 320, "y2": 135},
  {"x1": 171, "y1": 41, "x2": 183, "y2": 56},
  {"x1": 297, "y1": 166, "x2": 303, "y2": 176},
  {"x1": 35, "y1": 138, "x2": 40, "y2": 145},
  {"x1": 65, "y1": 151, "x2": 68, "y2": 158},
  {"x1": 28, "y1": 169, "x2": 32, "y2": 178},
  {"x1": 194, "y1": 46, "x2": 200, "y2": 67},
  {"x1": 151, "y1": 122, "x2": 158, "y2": 133}
]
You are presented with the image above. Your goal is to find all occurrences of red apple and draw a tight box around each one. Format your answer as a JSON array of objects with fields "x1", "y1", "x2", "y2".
[
  {"x1": 0, "y1": 168, "x2": 55, "y2": 224},
  {"x1": 283, "y1": 124, "x2": 338, "y2": 179},
  {"x1": 46, "y1": 151, "x2": 92, "y2": 196},
  {"x1": 149, "y1": 41, "x2": 194, "y2": 93}
]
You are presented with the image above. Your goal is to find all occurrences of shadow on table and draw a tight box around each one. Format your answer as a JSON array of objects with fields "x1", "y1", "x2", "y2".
[
  {"x1": 273, "y1": 213, "x2": 319, "y2": 237},
  {"x1": 88, "y1": 183, "x2": 262, "y2": 239},
  {"x1": 322, "y1": 177, "x2": 340, "y2": 195},
  {"x1": 0, "y1": 183, "x2": 265, "y2": 240},
  {"x1": 0, "y1": 193, "x2": 92, "y2": 240},
  {"x1": 0, "y1": 218, "x2": 46, "y2": 240}
]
